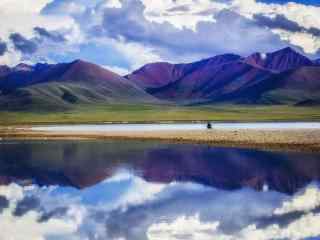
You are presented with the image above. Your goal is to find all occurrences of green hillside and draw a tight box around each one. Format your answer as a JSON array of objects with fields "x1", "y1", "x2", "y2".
[
  {"x1": 1, "y1": 104, "x2": 319, "y2": 125},
  {"x1": 0, "y1": 81, "x2": 158, "y2": 111}
]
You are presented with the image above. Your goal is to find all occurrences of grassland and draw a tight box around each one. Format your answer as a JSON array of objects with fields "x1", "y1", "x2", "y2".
[{"x1": 0, "y1": 104, "x2": 320, "y2": 125}]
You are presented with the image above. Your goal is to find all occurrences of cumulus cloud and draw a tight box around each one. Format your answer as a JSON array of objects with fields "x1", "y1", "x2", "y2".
[
  {"x1": 274, "y1": 184, "x2": 320, "y2": 215},
  {"x1": 98, "y1": 0, "x2": 285, "y2": 62},
  {"x1": 254, "y1": 14, "x2": 305, "y2": 33},
  {"x1": 0, "y1": 184, "x2": 78, "y2": 240},
  {"x1": 41, "y1": 0, "x2": 309, "y2": 68},
  {"x1": 256, "y1": 0, "x2": 320, "y2": 6},
  {"x1": 0, "y1": 196, "x2": 9, "y2": 213},
  {"x1": 102, "y1": 64, "x2": 130, "y2": 75},
  {"x1": 232, "y1": 0, "x2": 320, "y2": 54},
  {"x1": 9, "y1": 33, "x2": 38, "y2": 55},
  {"x1": 166, "y1": 5, "x2": 191, "y2": 13},
  {"x1": 0, "y1": 39, "x2": 7, "y2": 56},
  {"x1": 147, "y1": 214, "x2": 219, "y2": 240},
  {"x1": 14, "y1": 196, "x2": 40, "y2": 217},
  {"x1": 0, "y1": 0, "x2": 51, "y2": 14},
  {"x1": 34, "y1": 27, "x2": 66, "y2": 42},
  {"x1": 1, "y1": 173, "x2": 320, "y2": 240},
  {"x1": 254, "y1": 14, "x2": 320, "y2": 37},
  {"x1": 103, "y1": 181, "x2": 320, "y2": 240},
  {"x1": 0, "y1": 0, "x2": 80, "y2": 65},
  {"x1": 1, "y1": 0, "x2": 320, "y2": 71}
]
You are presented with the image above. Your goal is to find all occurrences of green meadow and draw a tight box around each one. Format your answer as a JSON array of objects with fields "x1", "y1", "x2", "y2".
[{"x1": 1, "y1": 104, "x2": 320, "y2": 125}]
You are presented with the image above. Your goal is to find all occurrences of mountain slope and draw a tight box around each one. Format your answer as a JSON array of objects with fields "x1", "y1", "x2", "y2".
[
  {"x1": 1, "y1": 47, "x2": 319, "y2": 110},
  {"x1": 0, "y1": 60, "x2": 157, "y2": 110},
  {"x1": 125, "y1": 54, "x2": 241, "y2": 90},
  {"x1": 0, "y1": 65, "x2": 10, "y2": 77},
  {"x1": 210, "y1": 66, "x2": 320, "y2": 105},
  {"x1": 128, "y1": 47, "x2": 319, "y2": 105},
  {"x1": 149, "y1": 61, "x2": 272, "y2": 103}
]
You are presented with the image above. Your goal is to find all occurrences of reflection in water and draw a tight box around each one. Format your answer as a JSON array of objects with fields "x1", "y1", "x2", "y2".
[
  {"x1": 0, "y1": 140, "x2": 320, "y2": 239},
  {"x1": 1, "y1": 173, "x2": 320, "y2": 240},
  {"x1": 1, "y1": 140, "x2": 320, "y2": 193}
]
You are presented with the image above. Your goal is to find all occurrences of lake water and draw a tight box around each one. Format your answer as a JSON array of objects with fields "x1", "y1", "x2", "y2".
[
  {"x1": 30, "y1": 122, "x2": 320, "y2": 132},
  {"x1": 0, "y1": 140, "x2": 320, "y2": 239}
]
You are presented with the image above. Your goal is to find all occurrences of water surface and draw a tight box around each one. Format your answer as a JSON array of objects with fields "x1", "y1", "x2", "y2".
[
  {"x1": 0, "y1": 140, "x2": 320, "y2": 240},
  {"x1": 30, "y1": 122, "x2": 320, "y2": 132}
]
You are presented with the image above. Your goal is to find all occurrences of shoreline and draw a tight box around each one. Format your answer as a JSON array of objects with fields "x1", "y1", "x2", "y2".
[
  {"x1": 2, "y1": 119, "x2": 320, "y2": 126},
  {"x1": 1, "y1": 127, "x2": 320, "y2": 152}
]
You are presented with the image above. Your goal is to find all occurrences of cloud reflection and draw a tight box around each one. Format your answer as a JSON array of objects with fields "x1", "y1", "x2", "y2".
[{"x1": 0, "y1": 172, "x2": 320, "y2": 240}]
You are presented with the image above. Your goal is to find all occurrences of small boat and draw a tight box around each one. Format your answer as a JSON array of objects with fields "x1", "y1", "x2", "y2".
[{"x1": 207, "y1": 122, "x2": 212, "y2": 129}]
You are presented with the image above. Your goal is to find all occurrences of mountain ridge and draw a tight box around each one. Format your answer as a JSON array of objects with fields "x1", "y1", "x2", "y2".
[
  {"x1": 1, "y1": 47, "x2": 320, "y2": 109},
  {"x1": 0, "y1": 59, "x2": 158, "y2": 110},
  {"x1": 126, "y1": 47, "x2": 319, "y2": 104}
]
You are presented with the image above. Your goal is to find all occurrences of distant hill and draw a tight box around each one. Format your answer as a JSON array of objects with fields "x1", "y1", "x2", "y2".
[
  {"x1": 0, "y1": 60, "x2": 157, "y2": 110},
  {"x1": 1, "y1": 47, "x2": 320, "y2": 110}
]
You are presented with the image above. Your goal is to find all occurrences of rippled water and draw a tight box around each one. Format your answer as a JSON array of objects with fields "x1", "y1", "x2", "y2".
[
  {"x1": 0, "y1": 140, "x2": 320, "y2": 240},
  {"x1": 30, "y1": 122, "x2": 320, "y2": 132}
]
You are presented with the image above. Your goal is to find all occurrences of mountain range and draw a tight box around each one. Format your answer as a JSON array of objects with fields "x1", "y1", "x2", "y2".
[{"x1": 1, "y1": 47, "x2": 320, "y2": 110}]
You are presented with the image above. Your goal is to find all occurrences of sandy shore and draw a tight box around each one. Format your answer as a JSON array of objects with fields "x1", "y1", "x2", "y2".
[{"x1": 1, "y1": 127, "x2": 320, "y2": 152}]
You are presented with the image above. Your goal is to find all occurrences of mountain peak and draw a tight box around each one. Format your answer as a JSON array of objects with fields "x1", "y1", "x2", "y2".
[
  {"x1": 71, "y1": 59, "x2": 89, "y2": 65},
  {"x1": 279, "y1": 46, "x2": 296, "y2": 53},
  {"x1": 13, "y1": 63, "x2": 33, "y2": 72},
  {"x1": 244, "y1": 47, "x2": 312, "y2": 72},
  {"x1": 272, "y1": 47, "x2": 305, "y2": 57},
  {"x1": 244, "y1": 52, "x2": 267, "y2": 68},
  {"x1": 199, "y1": 53, "x2": 242, "y2": 65}
]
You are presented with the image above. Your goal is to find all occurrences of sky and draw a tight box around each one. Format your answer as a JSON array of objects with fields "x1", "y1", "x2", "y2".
[{"x1": 0, "y1": 0, "x2": 320, "y2": 74}]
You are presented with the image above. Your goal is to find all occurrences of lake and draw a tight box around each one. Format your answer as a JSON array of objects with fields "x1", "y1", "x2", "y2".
[
  {"x1": 30, "y1": 122, "x2": 320, "y2": 132},
  {"x1": 0, "y1": 140, "x2": 320, "y2": 239}
]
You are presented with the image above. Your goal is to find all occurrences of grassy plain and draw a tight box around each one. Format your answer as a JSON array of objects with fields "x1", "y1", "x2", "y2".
[{"x1": 0, "y1": 104, "x2": 319, "y2": 125}]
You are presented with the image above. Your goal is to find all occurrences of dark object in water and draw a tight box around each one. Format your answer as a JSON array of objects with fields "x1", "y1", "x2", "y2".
[{"x1": 207, "y1": 122, "x2": 212, "y2": 129}]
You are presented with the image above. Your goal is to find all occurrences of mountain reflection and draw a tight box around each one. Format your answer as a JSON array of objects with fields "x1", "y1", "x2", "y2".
[{"x1": 0, "y1": 140, "x2": 320, "y2": 194}]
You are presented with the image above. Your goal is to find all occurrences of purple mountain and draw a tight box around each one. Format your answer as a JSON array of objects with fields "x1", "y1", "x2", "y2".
[
  {"x1": 126, "y1": 47, "x2": 320, "y2": 104},
  {"x1": 0, "y1": 60, "x2": 157, "y2": 110},
  {"x1": 0, "y1": 65, "x2": 10, "y2": 77},
  {"x1": 126, "y1": 54, "x2": 242, "y2": 90},
  {"x1": 244, "y1": 47, "x2": 313, "y2": 72},
  {"x1": 1, "y1": 47, "x2": 319, "y2": 108}
]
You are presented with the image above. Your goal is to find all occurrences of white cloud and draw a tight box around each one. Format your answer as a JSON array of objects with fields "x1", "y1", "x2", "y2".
[
  {"x1": 141, "y1": 0, "x2": 226, "y2": 30},
  {"x1": 0, "y1": 0, "x2": 81, "y2": 66},
  {"x1": 102, "y1": 64, "x2": 129, "y2": 75},
  {"x1": 0, "y1": 184, "x2": 79, "y2": 240},
  {"x1": 102, "y1": 171, "x2": 166, "y2": 210},
  {"x1": 0, "y1": 0, "x2": 51, "y2": 14},
  {"x1": 274, "y1": 184, "x2": 320, "y2": 215},
  {"x1": 231, "y1": 0, "x2": 320, "y2": 54},
  {"x1": 274, "y1": 29, "x2": 320, "y2": 54},
  {"x1": 1, "y1": 0, "x2": 320, "y2": 68},
  {"x1": 239, "y1": 212, "x2": 320, "y2": 240},
  {"x1": 0, "y1": 183, "x2": 24, "y2": 202},
  {"x1": 0, "y1": 210, "x2": 77, "y2": 240},
  {"x1": 2, "y1": 176, "x2": 320, "y2": 240},
  {"x1": 111, "y1": 40, "x2": 162, "y2": 69},
  {"x1": 147, "y1": 214, "x2": 220, "y2": 240}
]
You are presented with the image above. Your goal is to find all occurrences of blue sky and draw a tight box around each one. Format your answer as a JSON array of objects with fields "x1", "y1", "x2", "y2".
[
  {"x1": 257, "y1": 0, "x2": 320, "y2": 6},
  {"x1": 0, "y1": 0, "x2": 319, "y2": 74}
]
